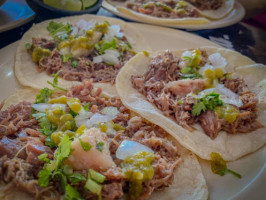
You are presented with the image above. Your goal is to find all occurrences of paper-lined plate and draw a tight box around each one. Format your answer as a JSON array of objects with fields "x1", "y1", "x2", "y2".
[
  {"x1": 0, "y1": 22, "x2": 265, "y2": 200},
  {"x1": 102, "y1": 1, "x2": 245, "y2": 30}
]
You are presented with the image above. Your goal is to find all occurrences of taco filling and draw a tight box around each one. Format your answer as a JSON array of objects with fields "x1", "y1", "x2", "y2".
[
  {"x1": 0, "y1": 80, "x2": 191, "y2": 200},
  {"x1": 131, "y1": 50, "x2": 263, "y2": 139},
  {"x1": 125, "y1": 0, "x2": 200, "y2": 18},
  {"x1": 26, "y1": 19, "x2": 135, "y2": 84},
  {"x1": 185, "y1": 0, "x2": 223, "y2": 10}
]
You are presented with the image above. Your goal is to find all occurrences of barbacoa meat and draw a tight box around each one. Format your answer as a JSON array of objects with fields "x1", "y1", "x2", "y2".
[
  {"x1": 127, "y1": 0, "x2": 199, "y2": 18},
  {"x1": 185, "y1": 0, "x2": 223, "y2": 10},
  {"x1": 0, "y1": 80, "x2": 182, "y2": 200}
]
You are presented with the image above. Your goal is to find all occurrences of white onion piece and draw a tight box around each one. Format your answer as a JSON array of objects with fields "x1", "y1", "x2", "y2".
[
  {"x1": 93, "y1": 56, "x2": 103, "y2": 63},
  {"x1": 75, "y1": 109, "x2": 92, "y2": 128},
  {"x1": 32, "y1": 103, "x2": 66, "y2": 112},
  {"x1": 103, "y1": 25, "x2": 124, "y2": 42},
  {"x1": 101, "y1": 107, "x2": 119, "y2": 116},
  {"x1": 116, "y1": 140, "x2": 154, "y2": 160},
  {"x1": 85, "y1": 113, "x2": 116, "y2": 128},
  {"x1": 106, "y1": 121, "x2": 117, "y2": 136},
  {"x1": 181, "y1": 50, "x2": 192, "y2": 60},
  {"x1": 214, "y1": 83, "x2": 243, "y2": 107},
  {"x1": 208, "y1": 53, "x2": 227, "y2": 69},
  {"x1": 198, "y1": 63, "x2": 213, "y2": 75},
  {"x1": 92, "y1": 49, "x2": 120, "y2": 65},
  {"x1": 195, "y1": 88, "x2": 216, "y2": 99}
]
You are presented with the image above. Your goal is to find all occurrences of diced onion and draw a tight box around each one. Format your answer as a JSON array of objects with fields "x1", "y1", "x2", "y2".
[
  {"x1": 208, "y1": 53, "x2": 227, "y2": 69},
  {"x1": 214, "y1": 83, "x2": 243, "y2": 107},
  {"x1": 198, "y1": 63, "x2": 213, "y2": 75},
  {"x1": 101, "y1": 107, "x2": 119, "y2": 116},
  {"x1": 103, "y1": 25, "x2": 124, "y2": 42},
  {"x1": 181, "y1": 50, "x2": 192, "y2": 59},
  {"x1": 32, "y1": 103, "x2": 66, "y2": 112},
  {"x1": 93, "y1": 49, "x2": 120, "y2": 65},
  {"x1": 85, "y1": 113, "x2": 116, "y2": 129},
  {"x1": 75, "y1": 109, "x2": 92, "y2": 128},
  {"x1": 116, "y1": 140, "x2": 154, "y2": 160}
]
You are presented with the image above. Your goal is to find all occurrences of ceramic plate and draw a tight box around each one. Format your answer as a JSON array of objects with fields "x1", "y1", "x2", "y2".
[
  {"x1": 0, "y1": 0, "x2": 35, "y2": 33},
  {"x1": 102, "y1": 1, "x2": 245, "y2": 30},
  {"x1": 0, "y1": 23, "x2": 265, "y2": 200}
]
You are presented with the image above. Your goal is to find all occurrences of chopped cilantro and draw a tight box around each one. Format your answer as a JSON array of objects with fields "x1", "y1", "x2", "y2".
[
  {"x1": 47, "y1": 21, "x2": 72, "y2": 42},
  {"x1": 25, "y1": 43, "x2": 32, "y2": 50},
  {"x1": 32, "y1": 112, "x2": 46, "y2": 119},
  {"x1": 181, "y1": 66, "x2": 193, "y2": 74},
  {"x1": 104, "y1": 20, "x2": 110, "y2": 26},
  {"x1": 126, "y1": 41, "x2": 132, "y2": 49},
  {"x1": 96, "y1": 142, "x2": 104, "y2": 152},
  {"x1": 37, "y1": 114, "x2": 57, "y2": 136},
  {"x1": 62, "y1": 55, "x2": 70, "y2": 63},
  {"x1": 84, "y1": 102, "x2": 90, "y2": 111},
  {"x1": 35, "y1": 88, "x2": 53, "y2": 104},
  {"x1": 71, "y1": 60, "x2": 78, "y2": 68},
  {"x1": 192, "y1": 102, "x2": 206, "y2": 116},
  {"x1": 79, "y1": 138, "x2": 92, "y2": 152},
  {"x1": 210, "y1": 152, "x2": 241, "y2": 179},
  {"x1": 45, "y1": 135, "x2": 56, "y2": 148},
  {"x1": 54, "y1": 135, "x2": 72, "y2": 171},
  {"x1": 65, "y1": 184, "x2": 82, "y2": 200},
  {"x1": 38, "y1": 153, "x2": 50, "y2": 163},
  {"x1": 69, "y1": 109, "x2": 78, "y2": 118},
  {"x1": 68, "y1": 173, "x2": 86, "y2": 183},
  {"x1": 38, "y1": 168, "x2": 51, "y2": 187},
  {"x1": 47, "y1": 70, "x2": 67, "y2": 92},
  {"x1": 192, "y1": 92, "x2": 223, "y2": 116},
  {"x1": 179, "y1": 73, "x2": 202, "y2": 80},
  {"x1": 96, "y1": 38, "x2": 117, "y2": 55}
]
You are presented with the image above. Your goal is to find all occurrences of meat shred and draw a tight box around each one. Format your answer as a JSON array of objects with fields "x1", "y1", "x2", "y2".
[{"x1": 185, "y1": 0, "x2": 223, "y2": 10}]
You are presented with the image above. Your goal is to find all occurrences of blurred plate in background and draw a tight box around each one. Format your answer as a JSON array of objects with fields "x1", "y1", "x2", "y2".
[{"x1": 0, "y1": 0, "x2": 35, "y2": 33}]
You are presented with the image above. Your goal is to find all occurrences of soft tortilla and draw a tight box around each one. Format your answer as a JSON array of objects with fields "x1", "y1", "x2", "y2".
[
  {"x1": 106, "y1": 0, "x2": 210, "y2": 25},
  {"x1": 1, "y1": 88, "x2": 208, "y2": 200},
  {"x1": 116, "y1": 46, "x2": 266, "y2": 161},
  {"x1": 15, "y1": 14, "x2": 151, "y2": 99}
]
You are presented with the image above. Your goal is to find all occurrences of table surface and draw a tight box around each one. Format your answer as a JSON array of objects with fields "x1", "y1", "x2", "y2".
[{"x1": 0, "y1": 7, "x2": 266, "y2": 65}]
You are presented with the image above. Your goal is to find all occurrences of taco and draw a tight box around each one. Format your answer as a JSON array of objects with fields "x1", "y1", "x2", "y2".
[
  {"x1": 116, "y1": 46, "x2": 266, "y2": 161},
  {"x1": 106, "y1": 0, "x2": 235, "y2": 25},
  {"x1": 0, "y1": 80, "x2": 208, "y2": 200},
  {"x1": 106, "y1": 0, "x2": 210, "y2": 25},
  {"x1": 15, "y1": 14, "x2": 150, "y2": 98}
]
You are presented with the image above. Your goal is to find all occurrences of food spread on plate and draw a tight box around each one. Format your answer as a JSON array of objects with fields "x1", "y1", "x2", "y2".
[
  {"x1": 0, "y1": 79, "x2": 207, "y2": 200},
  {"x1": 106, "y1": 0, "x2": 235, "y2": 24},
  {"x1": 116, "y1": 47, "x2": 266, "y2": 161},
  {"x1": 15, "y1": 15, "x2": 150, "y2": 97}
]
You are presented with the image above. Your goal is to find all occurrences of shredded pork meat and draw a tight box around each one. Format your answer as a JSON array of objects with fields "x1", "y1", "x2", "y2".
[
  {"x1": 32, "y1": 36, "x2": 134, "y2": 84},
  {"x1": 0, "y1": 80, "x2": 181, "y2": 199},
  {"x1": 185, "y1": 0, "x2": 223, "y2": 10}
]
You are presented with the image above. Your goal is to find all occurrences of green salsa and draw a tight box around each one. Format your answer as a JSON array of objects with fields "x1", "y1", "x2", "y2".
[{"x1": 121, "y1": 151, "x2": 155, "y2": 200}]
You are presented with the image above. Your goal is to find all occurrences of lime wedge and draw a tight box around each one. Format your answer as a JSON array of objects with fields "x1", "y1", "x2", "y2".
[
  {"x1": 44, "y1": 0, "x2": 82, "y2": 11},
  {"x1": 82, "y1": 0, "x2": 98, "y2": 9}
]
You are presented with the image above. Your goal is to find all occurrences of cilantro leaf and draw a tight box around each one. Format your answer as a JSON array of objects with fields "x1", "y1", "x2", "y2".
[
  {"x1": 71, "y1": 60, "x2": 78, "y2": 68},
  {"x1": 83, "y1": 102, "x2": 90, "y2": 111},
  {"x1": 79, "y1": 138, "x2": 92, "y2": 152},
  {"x1": 54, "y1": 135, "x2": 72, "y2": 171},
  {"x1": 35, "y1": 88, "x2": 53, "y2": 104},
  {"x1": 192, "y1": 102, "x2": 206, "y2": 116},
  {"x1": 192, "y1": 92, "x2": 223, "y2": 116},
  {"x1": 96, "y1": 38, "x2": 117, "y2": 55},
  {"x1": 96, "y1": 142, "x2": 104, "y2": 152},
  {"x1": 47, "y1": 70, "x2": 67, "y2": 92},
  {"x1": 65, "y1": 184, "x2": 82, "y2": 200},
  {"x1": 38, "y1": 153, "x2": 50, "y2": 163},
  {"x1": 68, "y1": 173, "x2": 86, "y2": 183},
  {"x1": 38, "y1": 168, "x2": 51, "y2": 187},
  {"x1": 37, "y1": 114, "x2": 56, "y2": 136}
]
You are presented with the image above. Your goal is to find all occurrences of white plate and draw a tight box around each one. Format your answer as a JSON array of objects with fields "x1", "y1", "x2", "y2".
[
  {"x1": 0, "y1": 0, "x2": 35, "y2": 33},
  {"x1": 102, "y1": 1, "x2": 245, "y2": 30},
  {"x1": 0, "y1": 23, "x2": 265, "y2": 200}
]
